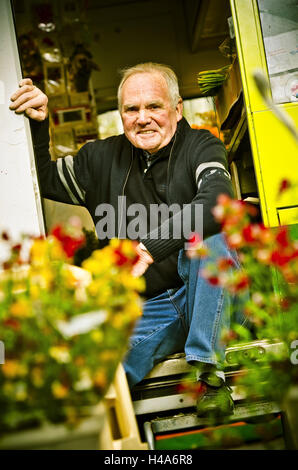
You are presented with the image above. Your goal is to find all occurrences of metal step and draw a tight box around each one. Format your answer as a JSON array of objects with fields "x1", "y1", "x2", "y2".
[{"x1": 143, "y1": 400, "x2": 282, "y2": 450}]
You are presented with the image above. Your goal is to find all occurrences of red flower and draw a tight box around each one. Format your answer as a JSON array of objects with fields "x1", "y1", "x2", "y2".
[
  {"x1": 113, "y1": 241, "x2": 139, "y2": 267},
  {"x1": 242, "y1": 225, "x2": 256, "y2": 243},
  {"x1": 271, "y1": 251, "x2": 292, "y2": 267},
  {"x1": 188, "y1": 232, "x2": 202, "y2": 247},
  {"x1": 275, "y1": 226, "x2": 290, "y2": 248},
  {"x1": 235, "y1": 274, "x2": 250, "y2": 291},
  {"x1": 113, "y1": 248, "x2": 129, "y2": 266},
  {"x1": 227, "y1": 272, "x2": 250, "y2": 293},
  {"x1": 51, "y1": 225, "x2": 85, "y2": 258},
  {"x1": 208, "y1": 276, "x2": 220, "y2": 286}
]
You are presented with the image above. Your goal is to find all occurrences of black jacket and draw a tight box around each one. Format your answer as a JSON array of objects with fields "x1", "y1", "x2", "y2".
[{"x1": 30, "y1": 117, "x2": 234, "y2": 297}]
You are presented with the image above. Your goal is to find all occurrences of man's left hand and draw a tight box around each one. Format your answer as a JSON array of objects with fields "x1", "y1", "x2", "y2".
[{"x1": 132, "y1": 243, "x2": 154, "y2": 277}]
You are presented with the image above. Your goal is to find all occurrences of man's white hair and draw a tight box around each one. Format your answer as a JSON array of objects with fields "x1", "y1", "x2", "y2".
[{"x1": 117, "y1": 62, "x2": 181, "y2": 110}]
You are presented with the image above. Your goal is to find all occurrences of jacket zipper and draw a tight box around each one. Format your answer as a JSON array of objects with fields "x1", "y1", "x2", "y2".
[
  {"x1": 118, "y1": 146, "x2": 134, "y2": 238},
  {"x1": 166, "y1": 133, "x2": 177, "y2": 204}
]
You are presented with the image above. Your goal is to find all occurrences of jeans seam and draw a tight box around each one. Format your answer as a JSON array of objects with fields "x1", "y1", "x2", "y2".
[{"x1": 210, "y1": 290, "x2": 225, "y2": 350}]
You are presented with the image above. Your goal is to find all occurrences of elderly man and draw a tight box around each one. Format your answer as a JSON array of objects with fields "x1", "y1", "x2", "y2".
[{"x1": 10, "y1": 62, "x2": 242, "y2": 416}]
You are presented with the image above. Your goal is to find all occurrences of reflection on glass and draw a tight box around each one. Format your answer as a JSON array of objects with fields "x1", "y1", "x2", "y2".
[{"x1": 257, "y1": 0, "x2": 298, "y2": 104}]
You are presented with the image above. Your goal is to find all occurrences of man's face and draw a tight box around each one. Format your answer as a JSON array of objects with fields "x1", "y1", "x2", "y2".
[{"x1": 120, "y1": 72, "x2": 183, "y2": 154}]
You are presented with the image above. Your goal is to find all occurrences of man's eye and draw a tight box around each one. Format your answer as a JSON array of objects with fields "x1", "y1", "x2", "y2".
[
  {"x1": 125, "y1": 107, "x2": 138, "y2": 112},
  {"x1": 149, "y1": 104, "x2": 160, "y2": 109}
]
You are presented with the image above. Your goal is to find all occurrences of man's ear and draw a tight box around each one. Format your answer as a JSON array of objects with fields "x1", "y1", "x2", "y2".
[{"x1": 176, "y1": 97, "x2": 183, "y2": 122}]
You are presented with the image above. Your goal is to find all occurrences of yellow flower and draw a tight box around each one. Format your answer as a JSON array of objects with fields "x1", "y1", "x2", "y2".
[
  {"x1": 30, "y1": 238, "x2": 48, "y2": 263},
  {"x1": 120, "y1": 239, "x2": 137, "y2": 258},
  {"x1": 35, "y1": 267, "x2": 54, "y2": 289},
  {"x1": 82, "y1": 258, "x2": 96, "y2": 274},
  {"x1": 84, "y1": 249, "x2": 114, "y2": 273},
  {"x1": 10, "y1": 298, "x2": 31, "y2": 318},
  {"x1": 29, "y1": 283, "x2": 40, "y2": 299},
  {"x1": 51, "y1": 381, "x2": 69, "y2": 399},
  {"x1": 49, "y1": 345, "x2": 71, "y2": 363},
  {"x1": 117, "y1": 272, "x2": 145, "y2": 292},
  {"x1": 109, "y1": 238, "x2": 119, "y2": 249},
  {"x1": 49, "y1": 237, "x2": 65, "y2": 260},
  {"x1": 91, "y1": 330, "x2": 104, "y2": 343},
  {"x1": 110, "y1": 312, "x2": 126, "y2": 329},
  {"x1": 123, "y1": 298, "x2": 143, "y2": 321},
  {"x1": 62, "y1": 267, "x2": 77, "y2": 289},
  {"x1": 87, "y1": 278, "x2": 106, "y2": 296},
  {"x1": 96, "y1": 286, "x2": 112, "y2": 306},
  {"x1": 87, "y1": 279, "x2": 112, "y2": 306}
]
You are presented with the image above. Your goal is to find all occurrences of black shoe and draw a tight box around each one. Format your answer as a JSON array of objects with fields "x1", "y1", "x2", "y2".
[{"x1": 196, "y1": 372, "x2": 234, "y2": 417}]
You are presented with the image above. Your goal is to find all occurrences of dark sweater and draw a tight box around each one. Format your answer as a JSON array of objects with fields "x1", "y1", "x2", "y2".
[{"x1": 30, "y1": 117, "x2": 234, "y2": 298}]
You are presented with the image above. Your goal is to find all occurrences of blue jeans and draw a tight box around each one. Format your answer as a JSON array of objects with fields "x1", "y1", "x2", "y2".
[{"x1": 123, "y1": 233, "x2": 247, "y2": 388}]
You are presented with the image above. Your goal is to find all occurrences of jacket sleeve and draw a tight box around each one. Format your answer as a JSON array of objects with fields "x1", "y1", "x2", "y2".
[
  {"x1": 140, "y1": 131, "x2": 234, "y2": 262},
  {"x1": 30, "y1": 117, "x2": 94, "y2": 206}
]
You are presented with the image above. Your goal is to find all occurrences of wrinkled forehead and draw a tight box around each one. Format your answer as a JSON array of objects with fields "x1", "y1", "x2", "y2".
[{"x1": 120, "y1": 72, "x2": 170, "y2": 104}]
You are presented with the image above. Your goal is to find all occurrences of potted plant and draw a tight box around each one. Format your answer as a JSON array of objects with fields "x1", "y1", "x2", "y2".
[{"x1": 0, "y1": 222, "x2": 144, "y2": 449}]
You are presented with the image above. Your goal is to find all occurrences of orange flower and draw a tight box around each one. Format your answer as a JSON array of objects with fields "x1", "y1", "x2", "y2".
[
  {"x1": 51, "y1": 381, "x2": 69, "y2": 399},
  {"x1": 93, "y1": 369, "x2": 107, "y2": 389},
  {"x1": 10, "y1": 298, "x2": 31, "y2": 318},
  {"x1": 2, "y1": 360, "x2": 27, "y2": 378}
]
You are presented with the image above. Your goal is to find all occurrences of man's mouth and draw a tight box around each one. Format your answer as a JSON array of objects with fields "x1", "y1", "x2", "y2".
[{"x1": 137, "y1": 130, "x2": 156, "y2": 134}]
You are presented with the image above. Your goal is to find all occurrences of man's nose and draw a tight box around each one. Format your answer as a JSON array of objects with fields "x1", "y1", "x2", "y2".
[{"x1": 137, "y1": 109, "x2": 151, "y2": 125}]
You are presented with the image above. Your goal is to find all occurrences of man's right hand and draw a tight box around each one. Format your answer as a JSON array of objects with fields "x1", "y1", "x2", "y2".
[{"x1": 9, "y1": 78, "x2": 48, "y2": 121}]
